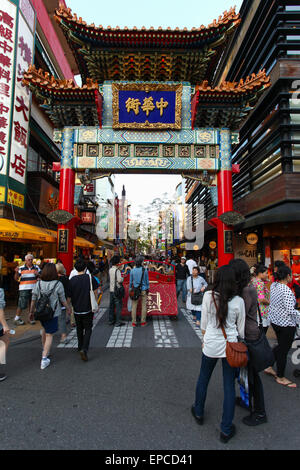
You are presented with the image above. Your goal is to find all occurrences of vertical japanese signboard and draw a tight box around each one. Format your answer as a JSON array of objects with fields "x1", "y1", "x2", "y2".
[
  {"x1": 9, "y1": 0, "x2": 35, "y2": 192},
  {"x1": 0, "y1": 2, "x2": 18, "y2": 180}
]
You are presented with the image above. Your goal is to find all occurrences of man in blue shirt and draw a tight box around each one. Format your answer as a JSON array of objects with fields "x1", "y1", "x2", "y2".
[{"x1": 129, "y1": 256, "x2": 149, "y2": 327}]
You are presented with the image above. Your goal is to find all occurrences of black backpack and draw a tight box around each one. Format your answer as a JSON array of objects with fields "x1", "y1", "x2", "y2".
[{"x1": 34, "y1": 281, "x2": 59, "y2": 323}]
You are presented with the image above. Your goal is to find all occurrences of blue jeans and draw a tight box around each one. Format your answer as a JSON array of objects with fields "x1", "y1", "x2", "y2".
[
  {"x1": 194, "y1": 353, "x2": 236, "y2": 435},
  {"x1": 176, "y1": 279, "x2": 187, "y2": 302}
]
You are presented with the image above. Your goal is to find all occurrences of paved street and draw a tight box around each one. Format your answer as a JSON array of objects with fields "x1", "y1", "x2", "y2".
[{"x1": 1, "y1": 291, "x2": 300, "y2": 451}]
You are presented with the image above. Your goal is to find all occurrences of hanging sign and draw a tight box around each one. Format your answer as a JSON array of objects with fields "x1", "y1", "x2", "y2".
[
  {"x1": 0, "y1": 1, "x2": 18, "y2": 178},
  {"x1": 224, "y1": 230, "x2": 234, "y2": 254},
  {"x1": 246, "y1": 233, "x2": 259, "y2": 245},
  {"x1": 58, "y1": 229, "x2": 69, "y2": 253},
  {"x1": 9, "y1": 8, "x2": 35, "y2": 185},
  {"x1": 112, "y1": 83, "x2": 182, "y2": 130}
]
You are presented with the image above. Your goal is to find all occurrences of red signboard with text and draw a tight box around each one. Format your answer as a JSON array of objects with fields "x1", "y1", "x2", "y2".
[{"x1": 119, "y1": 262, "x2": 178, "y2": 318}]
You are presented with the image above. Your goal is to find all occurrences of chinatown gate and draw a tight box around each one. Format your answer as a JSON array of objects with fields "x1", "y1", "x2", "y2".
[{"x1": 24, "y1": 5, "x2": 270, "y2": 274}]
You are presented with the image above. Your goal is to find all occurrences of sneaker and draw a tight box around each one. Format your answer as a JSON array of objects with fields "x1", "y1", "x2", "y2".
[
  {"x1": 242, "y1": 413, "x2": 267, "y2": 427},
  {"x1": 115, "y1": 322, "x2": 125, "y2": 327},
  {"x1": 132, "y1": 322, "x2": 137, "y2": 327},
  {"x1": 40, "y1": 358, "x2": 51, "y2": 370},
  {"x1": 14, "y1": 319, "x2": 25, "y2": 326},
  {"x1": 0, "y1": 373, "x2": 7, "y2": 382},
  {"x1": 29, "y1": 320, "x2": 36, "y2": 325},
  {"x1": 220, "y1": 424, "x2": 236, "y2": 443},
  {"x1": 141, "y1": 322, "x2": 148, "y2": 327}
]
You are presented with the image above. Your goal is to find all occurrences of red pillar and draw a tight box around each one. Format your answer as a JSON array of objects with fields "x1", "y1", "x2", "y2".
[
  {"x1": 57, "y1": 168, "x2": 75, "y2": 275},
  {"x1": 217, "y1": 170, "x2": 234, "y2": 267}
]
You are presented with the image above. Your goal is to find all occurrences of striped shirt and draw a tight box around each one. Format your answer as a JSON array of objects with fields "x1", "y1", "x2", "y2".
[{"x1": 18, "y1": 264, "x2": 40, "y2": 291}]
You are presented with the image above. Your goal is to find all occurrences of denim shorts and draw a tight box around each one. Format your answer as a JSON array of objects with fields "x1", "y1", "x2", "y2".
[
  {"x1": 41, "y1": 317, "x2": 58, "y2": 335},
  {"x1": 18, "y1": 290, "x2": 32, "y2": 310}
]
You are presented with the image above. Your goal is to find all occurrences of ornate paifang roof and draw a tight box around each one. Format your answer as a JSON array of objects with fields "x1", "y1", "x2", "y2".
[
  {"x1": 53, "y1": 4, "x2": 241, "y2": 84},
  {"x1": 24, "y1": 66, "x2": 271, "y2": 130},
  {"x1": 23, "y1": 65, "x2": 103, "y2": 128},
  {"x1": 191, "y1": 70, "x2": 271, "y2": 129}
]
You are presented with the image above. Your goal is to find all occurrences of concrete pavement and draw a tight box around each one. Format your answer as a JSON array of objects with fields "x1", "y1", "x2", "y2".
[{"x1": 1, "y1": 292, "x2": 300, "y2": 450}]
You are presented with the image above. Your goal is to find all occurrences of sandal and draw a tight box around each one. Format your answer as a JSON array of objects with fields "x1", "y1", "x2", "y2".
[
  {"x1": 275, "y1": 378, "x2": 297, "y2": 388},
  {"x1": 264, "y1": 368, "x2": 277, "y2": 379}
]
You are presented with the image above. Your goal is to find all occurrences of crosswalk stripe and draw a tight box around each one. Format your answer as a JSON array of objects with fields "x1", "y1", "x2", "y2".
[
  {"x1": 181, "y1": 308, "x2": 203, "y2": 342},
  {"x1": 106, "y1": 322, "x2": 134, "y2": 348},
  {"x1": 153, "y1": 317, "x2": 179, "y2": 348}
]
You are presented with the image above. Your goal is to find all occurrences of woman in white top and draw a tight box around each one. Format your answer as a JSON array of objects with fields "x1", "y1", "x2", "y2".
[
  {"x1": 269, "y1": 264, "x2": 300, "y2": 388},
  {"x1": 186, "y1": 266, "x2": 207, "y2": 327},
  {"x1": 191, "y1": 265, "x2": 245, "y2": 443}
]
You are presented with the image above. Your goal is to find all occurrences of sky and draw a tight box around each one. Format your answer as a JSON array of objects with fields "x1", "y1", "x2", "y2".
[{"x1": 67, "y1": 0, "x2": 244, "y2": 212}]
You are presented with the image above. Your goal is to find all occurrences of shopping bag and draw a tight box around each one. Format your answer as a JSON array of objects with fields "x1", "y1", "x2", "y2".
[
  {"x1": 127, "y1": 296, "x2": 132, "y2": 313},
  {"x1": 238, "y1": 367, "x2": 249, "y2": 409}
]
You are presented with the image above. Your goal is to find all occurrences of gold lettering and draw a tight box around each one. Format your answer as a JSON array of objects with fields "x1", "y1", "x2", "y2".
[
  {"x1": 156, "y1": 98, "x2": 169, "y2": 117},
  {"x1": 141, "y1": 97, "x2": 155, "y2": 116},
  {"x1": 126, "y1": 98, "x2": 141, "y2": 115}
]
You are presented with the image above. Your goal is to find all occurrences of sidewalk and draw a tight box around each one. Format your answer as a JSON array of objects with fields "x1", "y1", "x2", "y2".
[{"x1": 3, "y1": 283, "x2": 110, "y2": 345}]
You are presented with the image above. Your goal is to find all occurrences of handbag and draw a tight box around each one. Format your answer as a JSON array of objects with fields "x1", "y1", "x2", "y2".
[
  {"x1": 114, "y1": 268, "x2": 125, "y2": 299},
  {"x1": 246, "y1": 304, "x2": 275, "y2": 372},
  {"x1": 191, "y1": 277, "x2": 203, "y2": 306},
  {"x1": 129, "y1": 268, "x2": 145, "y2": 300},
  {"x1": 89, "y1": 275, "x2": 99, "y2": 313},
  {"x1": 221, "y1": 325, "x2": 248, "y2": 368}
]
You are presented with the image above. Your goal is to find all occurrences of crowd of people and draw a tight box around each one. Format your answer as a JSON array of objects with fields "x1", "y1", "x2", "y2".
[
  {"x1": 185, "y1": 256, "x2": 300, "y2": 443},
  {"x1": 0, "y1": 251, "x2": 300, "y2": 445}
]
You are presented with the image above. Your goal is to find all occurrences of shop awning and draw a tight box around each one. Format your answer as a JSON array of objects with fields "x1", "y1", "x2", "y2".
[
  {"x1": 98, "y1": 239, "x2": 115, "y2": 249},
  {"x1": 0, "y1": 219, "x2": 56, "y2": 243},
  {"x1": 235, "y1": 202, "x2": 300, "y2": 230},
  {"x1": 74, "y1": 236, "x2": 95, "y2": 248}
]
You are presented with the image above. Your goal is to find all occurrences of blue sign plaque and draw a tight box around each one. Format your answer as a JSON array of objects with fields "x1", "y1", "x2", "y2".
[{"x1": 112, "y1": 83, "x2": 182, "y2": 130}]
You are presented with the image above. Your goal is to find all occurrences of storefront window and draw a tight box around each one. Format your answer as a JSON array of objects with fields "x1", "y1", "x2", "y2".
[{"x1": 27, "y1": 146, "x2": 39, "y2": 171}]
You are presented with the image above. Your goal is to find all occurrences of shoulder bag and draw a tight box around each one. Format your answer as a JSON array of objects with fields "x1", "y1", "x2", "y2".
[
  {"x1": 129, "y1": 268, "x2": 145, "y2": 301},
  {"x1": 89, "y1": 274, "x2": 99, "y2": 313},
  {"x1": 191, "y1": 277, "x2": 203, "y2": 306},
  {"x1": 114, "y1": 268, "x2": 125, "y2": 299},
  {"x1": 212, "y1": 293, "x2": 248, "y2": 368},
  {"x1": 246, "y1": 303, "x2": 275, "y2": 372},
  {"x1": 221, "y1": 325, "x2": 248, "y2": 368}
]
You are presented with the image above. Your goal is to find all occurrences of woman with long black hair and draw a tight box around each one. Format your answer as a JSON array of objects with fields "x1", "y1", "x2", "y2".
[
  {"x1": 229, "y1": 259, "x2": 268, "y2": 426},
  {"x1": 191, "y1": 266, "x2": 245, "y2": 443}
]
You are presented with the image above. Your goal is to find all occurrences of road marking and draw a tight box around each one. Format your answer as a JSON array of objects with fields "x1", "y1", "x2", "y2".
[
  {"x1": 57, "y1": 308, "x2": 106, "y2": 349},
  {"x1": 181, "y1": 308, "x2": 203, "y2": 342},
  {"x1": 106, "y1": 322, "x2": 133, "y2": 348},
  {"x1": 153, "y1": 317, "x2": 179, "y2": 348}
]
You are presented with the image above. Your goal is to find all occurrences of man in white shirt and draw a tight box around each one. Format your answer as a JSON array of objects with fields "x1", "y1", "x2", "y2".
[{"x1": 186, "y1": 256, "x2": 197, "y2": 275}]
